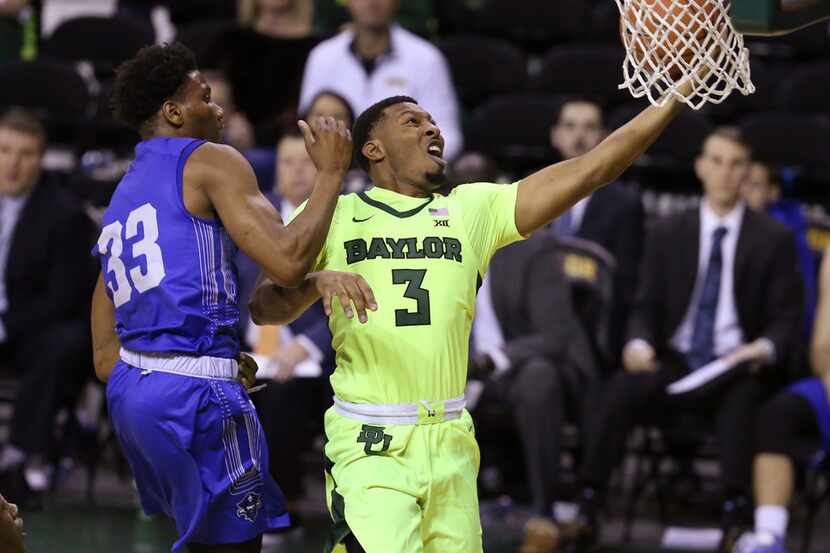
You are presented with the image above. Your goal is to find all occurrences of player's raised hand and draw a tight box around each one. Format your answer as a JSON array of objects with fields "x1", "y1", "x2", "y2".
[
  {"x1": 0, "y1": 494, "x2": 24, "y2": 553},
  {"x1": 311, "y1": 271, "x2": 377, "y2": 324},
  {"x1": 298, "y1": 116, "x2": 353, "y2": 175}
]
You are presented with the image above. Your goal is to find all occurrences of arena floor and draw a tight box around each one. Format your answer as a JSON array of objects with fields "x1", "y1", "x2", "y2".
[{"x1": 20, "y1": 463, "x2": 830, "y2": 553}]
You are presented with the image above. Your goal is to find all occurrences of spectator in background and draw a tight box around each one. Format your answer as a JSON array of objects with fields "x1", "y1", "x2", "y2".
[
  {"x1": 470, "y1": 230, "x2": 599, "y2": 519},
  {"x1": 0, "y1": 109, "x2": 97, "y2": 503},
  {"x1": 731, "y1": 248, "x2": 830, "y2": 553},
  {"x1": 743, "y1": 161, "x2": 817, "y2": 338},
  {"x1": 217, "y1": 0, "x2": 320, "y2": 145},
  {"x1": 201, "y1": 69, "x2": 255, "y2": 150},
  {"x1": 239, "y1": 0, "x2": 313, "y2": 38},
  {"x1": 0, "y1": 0, "x2": 30, "y2": 62},
  {"x1": 299, "y1": 0, "x2": 463, "y2": 160},
  {"x1": 549, "y1": 98, "x2": 644, "y2": 363},
  {"x1": 235, "y1": 128, "x2": 335, "y2": 519},
  {"x1": 304, "y1": 90, "x2": 369, "y2": 193},
  {"x1": 305, "y1": 90, "x2": 355, "y2": 127},
  {"x1": 564, "y1": 128, "x2": 804, "y2": 550}
]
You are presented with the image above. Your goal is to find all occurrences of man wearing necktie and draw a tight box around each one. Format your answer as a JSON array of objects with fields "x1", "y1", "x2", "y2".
[{"x1": 556, "y1": 128, "x2": 804, "y2": 549}]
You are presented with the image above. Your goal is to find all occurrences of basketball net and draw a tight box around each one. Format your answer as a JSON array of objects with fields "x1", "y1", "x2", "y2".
[{"x1": 615, "y1": 0, "x2": 755, "y2": 109}]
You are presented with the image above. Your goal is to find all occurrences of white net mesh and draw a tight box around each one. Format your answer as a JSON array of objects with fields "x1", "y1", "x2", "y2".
[{"x1": 614, "y1": 0, "x2": 755, "y2": 109}]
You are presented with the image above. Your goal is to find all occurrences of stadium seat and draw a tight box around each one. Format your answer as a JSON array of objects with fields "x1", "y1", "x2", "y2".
[
  {"x1": 609, "y1": 103, "x2": 714, "y2": 167},
  {"x1": 174, "y1": 20, "x2": 236, "y2": 68},
  {"x1": 475, "y1": 0, "x2": 592, "y2": 51},
  {"x1": 83, "y1": 80, "x2": 140, "y2": 155},
  {"x1": 556, "y1": 236, "x2": 617, "y2": 369},
  {"x1": 532, "y1": 44, "x2": 629, "y2": 111},
  {"x1": 776, "y1": 61, "x2": 830, "y2": 114},
  {"x1": 745, "y1": 22, "x2": 829, "y2": 61},
  {"x1": 464, "y1": 94, "x2": 563, "y2": 173},
  {"x1": 740, "y1": 112, "x2": 830, "y2": 169},
  {"x1": 436, "y1": 35, "x2": 528, "y2": 110},
  {"x1": 0, "y1": 60, "x2": 90, "y2": 147},
  {"x1": 43, "y1": 16, "x2": 154, "y2": 78}
]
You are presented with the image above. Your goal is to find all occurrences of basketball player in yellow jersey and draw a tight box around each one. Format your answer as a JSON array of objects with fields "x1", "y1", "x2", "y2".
[{"x1": 250, "y1": 88, "x2": 693, "y2": 552}]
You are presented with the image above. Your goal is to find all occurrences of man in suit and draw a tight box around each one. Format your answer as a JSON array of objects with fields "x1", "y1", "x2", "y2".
[
  {"x1": 0, "y1": 108, "x2": 97, "y2": 499},
  {"x1": 562, "y1": 127, "x2": 804, "y2": 549},
  {"x1": 471, "y1": 231, "x2": 598, "y2": 518},
  {"x1": 549, "y1": 98, "x2": 644, "y2": 363},
  {"x1": 235, "y1": 129, "x2": 334, "y2": 510}
]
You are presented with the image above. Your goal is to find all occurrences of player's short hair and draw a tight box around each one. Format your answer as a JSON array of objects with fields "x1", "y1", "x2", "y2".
[
  {"x1": 111, "y1": 43, "x2": 198, "y2": 131},
  {"x1": 352, "y1": 96, "x2": 418, "y2": 172},
  {"x1": 705, "y1": 126, "x2": 752, "y2": 157},
  {"x1": 0, "y1": 107, "x2": 47, "y2": 147}
]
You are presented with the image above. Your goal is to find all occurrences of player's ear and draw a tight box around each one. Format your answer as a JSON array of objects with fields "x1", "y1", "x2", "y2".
[
  {"x1": 362, "y1": 139, "x2": 385, "y2": 164},
  {"x1": 161, "y1": 100, "x2": 184, "y2": 128}
]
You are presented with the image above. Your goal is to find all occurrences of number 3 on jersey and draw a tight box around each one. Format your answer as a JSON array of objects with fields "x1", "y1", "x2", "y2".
[
  {"x1": 97, "y1": 203, "x2": 166, "y2": 307},
  {"x1": 392, "y1": 269, "x2": 431, "y2": 326}
]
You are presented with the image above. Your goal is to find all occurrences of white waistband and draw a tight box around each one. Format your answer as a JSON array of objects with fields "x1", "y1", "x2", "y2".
[
  {"x1": 120, "y1": 348, "x2": 238, "y2": 380},
  {"x1": 333, "y1": 396, "x2": 466, "y2": 425}
]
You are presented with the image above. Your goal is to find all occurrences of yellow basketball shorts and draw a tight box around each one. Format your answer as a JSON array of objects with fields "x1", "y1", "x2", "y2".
[{"x1": 323, "y1": 407, "x2": 483, "y2": 553}]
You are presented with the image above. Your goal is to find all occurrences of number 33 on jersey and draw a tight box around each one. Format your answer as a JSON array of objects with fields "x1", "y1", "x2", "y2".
[
  {"x1": 93, "y1": 137, "x2": 241, "y2": 359},
  {"x1": 292, "y1": 182, "x2": 524, "y2": 405}
]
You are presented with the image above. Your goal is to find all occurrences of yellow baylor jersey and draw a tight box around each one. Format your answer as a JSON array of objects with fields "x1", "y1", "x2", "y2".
[{"x1": 295, "y1": 183, "x2": 523, "y2": 404}]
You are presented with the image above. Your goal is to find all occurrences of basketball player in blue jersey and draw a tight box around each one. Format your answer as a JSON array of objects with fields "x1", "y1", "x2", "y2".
[{"x1": 89, "y1": 43, "x2": 373, "y2": 553}]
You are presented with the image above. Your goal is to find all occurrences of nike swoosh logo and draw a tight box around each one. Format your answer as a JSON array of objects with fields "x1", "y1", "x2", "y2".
[{"x1": 352, "y1": 216, "x2": 374, "y2": 223}]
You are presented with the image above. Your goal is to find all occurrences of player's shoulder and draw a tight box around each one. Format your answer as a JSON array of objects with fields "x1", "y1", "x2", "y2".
[
  {"x1": 447, "y1": 181, "x2": 514, "y2": 201},
  {"x1": 186, "y1": 142, "x2": 253, "y2": 181}
]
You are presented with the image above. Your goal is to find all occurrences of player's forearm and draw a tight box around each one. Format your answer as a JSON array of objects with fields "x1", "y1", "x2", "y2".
[
  {"x1": 275, "y1": 170, "x2": 343, "y2": 286},
  {"x1": 250, "y1": 277, "x2": 320, "y2": 326},
  {"x1": 91, "y1": 274, "x2": 121, "y2": 383},
  {"x1": 515, "y1": 98, "x2": 683, "y2": 235}
]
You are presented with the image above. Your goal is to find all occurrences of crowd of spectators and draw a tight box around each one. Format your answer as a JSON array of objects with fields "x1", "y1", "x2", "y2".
[{"x1": 1, "y1": 1, "x2": 830, "y2": 551}]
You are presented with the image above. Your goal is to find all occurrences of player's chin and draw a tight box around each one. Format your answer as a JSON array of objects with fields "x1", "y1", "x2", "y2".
[{"x1": 424, "y1": 167, "x2": 448, "y2": 188}]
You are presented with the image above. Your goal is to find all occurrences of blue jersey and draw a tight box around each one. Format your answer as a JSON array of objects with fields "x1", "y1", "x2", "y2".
[{"x1": 94, "y1": 137, "x2": 240, "y2": 358}]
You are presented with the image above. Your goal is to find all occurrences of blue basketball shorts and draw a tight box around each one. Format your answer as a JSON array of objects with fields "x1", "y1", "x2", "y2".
[{"x1": 106, "y1": 360, "x2": 290, "y2": 552}]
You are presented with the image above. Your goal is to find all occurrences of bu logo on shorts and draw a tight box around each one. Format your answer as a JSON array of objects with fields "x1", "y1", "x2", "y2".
[
  {"x1": 356, "y1": 425, "x2": 393, "y2": 456},
  {"x1": 235, "y1": 492, "x2": 263, "y2": 523}
]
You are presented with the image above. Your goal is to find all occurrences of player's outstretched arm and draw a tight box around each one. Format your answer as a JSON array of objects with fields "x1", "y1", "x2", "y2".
[
  {"x1": 91, "y1": 272, "x2": 121, "y2": 383},
  {"x1": 190, "y1": 117, "x2": 352, "y2": 288},
  {"x1": 250, "y1": 271, "x2": 377, "y2": 325},
  {"x1": 515, "y1": 92, "x2": 687, "y2": 236}
]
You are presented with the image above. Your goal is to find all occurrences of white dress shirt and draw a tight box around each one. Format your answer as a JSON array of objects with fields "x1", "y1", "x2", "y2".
[
  {"x1": 570, "y1": 196, "x2": 591, "y2": 233},
  {"x1": 0, "y1": 193, "x2": 30, "y2": 343},
  {"x1": 472, "y1": 273, "x2": 511, "y2": 373},
  {"x1": 299, "y1": 24, "x2": 463, "y2": 161},
  {"x1": 671, "y1": 201, "x2": 746, "y2": 357}
]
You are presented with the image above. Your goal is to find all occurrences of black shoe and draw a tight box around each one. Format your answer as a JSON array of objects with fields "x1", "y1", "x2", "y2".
[
  {"x1": 718, "y1": 495, "x2": 752, "y2": 553},
  {"x1": 558, "y1": 489, "x2": 600, "y2": 551}
]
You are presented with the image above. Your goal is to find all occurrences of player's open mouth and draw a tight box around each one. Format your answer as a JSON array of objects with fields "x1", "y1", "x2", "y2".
[{"x1": 426, "y1": 140, "x2": 446, "y2": 166}]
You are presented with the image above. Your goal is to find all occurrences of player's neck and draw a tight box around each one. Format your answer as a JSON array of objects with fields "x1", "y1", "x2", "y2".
[
  {"x1": 369, "y1": 167, "x2": 431, "y2": 198},
  {"x1": 353, "y1": 25, "x2": 391, "y2": 60},
  {"x1": 140, "y1": 126, "x2": 199, "y2": 142}
]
